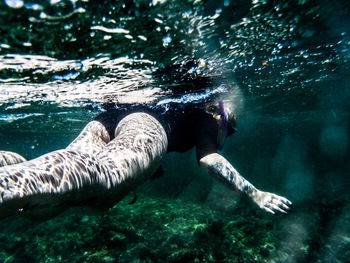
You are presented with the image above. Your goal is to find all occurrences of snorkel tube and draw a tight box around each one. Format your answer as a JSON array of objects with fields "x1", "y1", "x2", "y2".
[
  {"x1": 219, "y1": 100, "x2": 237, "y2": 135},
  {"x1": 219, "y1": 100, "x2": 228, "y2": 130}
]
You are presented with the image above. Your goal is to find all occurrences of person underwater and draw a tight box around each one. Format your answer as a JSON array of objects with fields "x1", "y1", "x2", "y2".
[{"x1": 0, "y1": 87, "x2": 292, "y2": 220}]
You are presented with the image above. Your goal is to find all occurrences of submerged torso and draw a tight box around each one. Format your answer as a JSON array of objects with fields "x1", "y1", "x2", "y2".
[{"x1": 94, "y1": 103, "x2": 222, "y2": 162}]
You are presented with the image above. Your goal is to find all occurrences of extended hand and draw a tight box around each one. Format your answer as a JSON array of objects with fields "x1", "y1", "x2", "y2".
[
  {"x1": 199, "y1": 153, "x2": 292, "y2": 215},
  {"x1": 250, "y1": 189, "x2": 292, "y2": 214}
]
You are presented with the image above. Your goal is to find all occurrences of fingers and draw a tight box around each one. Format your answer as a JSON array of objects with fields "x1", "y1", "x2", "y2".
[
  {"x1": 270, "y1": 203, "x2": 288, "y2": 214},
  {"x1": 278, "y1": 195, "x2": 292, "y2": 206},
  {"x1": 272, "y1": 197, "x2": 291, "y2": 208},
  {"x1": 268, "y1": 195, "x2": 292, "y2": 214},
  {"x1": 279, "y1": 202, "x2": 290, "y2": 211},
  {"x1": 259, "y1": 193, "x2": 292, "y2": 215},
  {"x1": 253, "y1": 190, "x2": 292, "y2": 215},
  {"x1": 262, "y1": 202, "x2": 286, "y2": 215},
  {"x1": 262, "y1": 206, "x2": 275, "y2": 214}
]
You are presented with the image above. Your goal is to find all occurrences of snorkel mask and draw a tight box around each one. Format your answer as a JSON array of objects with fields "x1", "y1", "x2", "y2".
[{"x1": 219, "y1": 100, "x2": 237, "y2": 136}]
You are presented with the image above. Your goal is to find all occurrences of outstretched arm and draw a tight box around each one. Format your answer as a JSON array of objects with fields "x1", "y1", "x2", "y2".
[{"x1": 199, "y1": 153, "x2": 292, "y2": 214}]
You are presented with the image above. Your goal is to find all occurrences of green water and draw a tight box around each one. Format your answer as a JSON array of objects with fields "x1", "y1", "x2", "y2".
[{"x1": 0, "y1": 0, "x2": 350, "y2": 262}]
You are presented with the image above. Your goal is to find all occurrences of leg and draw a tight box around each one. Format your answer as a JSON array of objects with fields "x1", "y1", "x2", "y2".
[
  {"x1": 0, "y1": 120, "x2": 109, "y2": 168},
  {"x1": 0, "y1": 151, "x2": 27, "y2": 167},
  {"x1": 97, "y1": 113, "x2": 168, "y2": 184},
  {"x1": 66, "y1": 120, "x2": 110, "y2": 155},
  {"x1": 0, "y1": 113, "x2": 167, "y2": 219}
]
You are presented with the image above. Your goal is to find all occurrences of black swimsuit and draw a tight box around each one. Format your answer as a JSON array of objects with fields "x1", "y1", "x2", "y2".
[{"x1": 94, "y1": 103, "x2": 234, "y2": 163}]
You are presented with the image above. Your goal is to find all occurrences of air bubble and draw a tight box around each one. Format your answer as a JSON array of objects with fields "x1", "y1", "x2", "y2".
[{"x1": 162, "y1": 34, "x2": 172, "y2": 47}]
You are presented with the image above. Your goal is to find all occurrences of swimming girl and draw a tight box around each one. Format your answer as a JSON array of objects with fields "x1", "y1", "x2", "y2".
[{"x1": 0, "y1": 83, "x2": 292, "y2": 220}]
